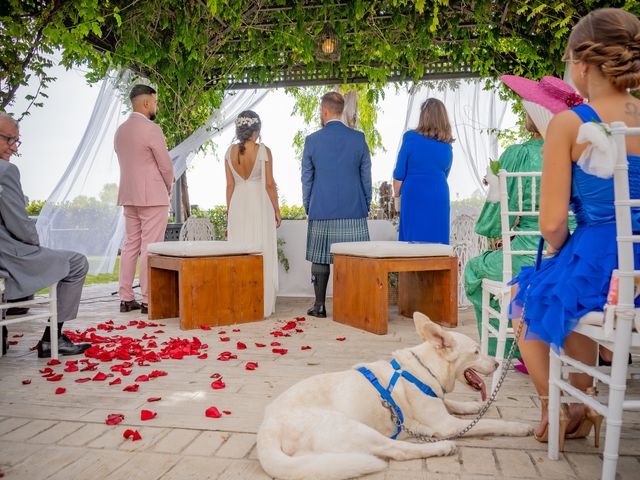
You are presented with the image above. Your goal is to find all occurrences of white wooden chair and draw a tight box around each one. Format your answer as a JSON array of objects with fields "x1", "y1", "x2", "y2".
[
  {"x1": 451, "y1": 212, "x2": 487, "y2": 307},
  {"x1": 179, "y1": 216, "x2": 215, "y2": 241},
  {"x1": 480, "y1": 170, "x2": 542, "y2": 393},
  {"x1": 548, "y1": 122, "x2": 640, "y2": 479},
  {"x1": 0, "y1": 277, "x2": 59, "y2": 360}
]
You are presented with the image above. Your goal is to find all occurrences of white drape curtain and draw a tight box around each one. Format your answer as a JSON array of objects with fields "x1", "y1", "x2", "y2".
[{"x1": 36, "y1": 70, "x2": 267, "y2": 274}]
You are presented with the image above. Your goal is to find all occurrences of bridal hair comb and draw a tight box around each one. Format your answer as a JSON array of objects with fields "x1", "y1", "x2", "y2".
[{"x1": 235, "y1": 116, "x2": 260, "y2": 127}]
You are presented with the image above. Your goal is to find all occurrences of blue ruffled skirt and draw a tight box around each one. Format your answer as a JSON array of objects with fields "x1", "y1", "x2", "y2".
[{"x1": 511, "y1": 222, "x2": 622, "y2": 351}]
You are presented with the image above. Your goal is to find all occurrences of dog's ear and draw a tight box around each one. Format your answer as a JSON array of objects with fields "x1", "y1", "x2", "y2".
[{"x1": 413, "y1": 312, "x2": 453, "y2": 350}]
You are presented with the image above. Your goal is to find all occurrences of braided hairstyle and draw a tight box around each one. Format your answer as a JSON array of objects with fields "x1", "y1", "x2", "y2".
[
  {"x1": 234, "y1": 110, "x2": 261, "y2": 156},
  {"x1": 566, "y1": 8, "x2": 640, "y2": 90}
]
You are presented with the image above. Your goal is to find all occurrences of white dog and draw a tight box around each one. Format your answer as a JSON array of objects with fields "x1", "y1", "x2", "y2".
[{"x1": 257, "y1": 312, "x2": 533, "y2": 480}]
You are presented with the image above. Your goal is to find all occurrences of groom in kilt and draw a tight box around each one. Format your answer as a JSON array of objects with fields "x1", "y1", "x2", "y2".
[{"x1": 301, "y1": 91, "x2": 372, "y2": 317}]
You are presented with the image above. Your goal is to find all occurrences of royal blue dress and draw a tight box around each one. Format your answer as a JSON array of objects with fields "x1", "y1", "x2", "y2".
[
  {"x1": 393, "y1": 131, "x2": 453, "y2": 244},
  {"x1": 511, "y1": 104, "x2": 640, "y2": 351}
]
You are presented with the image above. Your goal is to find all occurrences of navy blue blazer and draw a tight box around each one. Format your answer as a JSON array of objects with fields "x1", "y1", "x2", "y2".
[{"x1": 301, "y1": 121, "x2": 372, "y2": 220}]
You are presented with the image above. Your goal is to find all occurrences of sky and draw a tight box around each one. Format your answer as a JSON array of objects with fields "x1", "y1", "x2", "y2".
[{"x1": 9, "y1": 61, "x2": 517, "y2": 209}]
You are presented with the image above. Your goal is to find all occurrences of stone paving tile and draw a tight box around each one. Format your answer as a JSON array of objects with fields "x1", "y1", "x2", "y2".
[
  {"x1": 4, "y1": 445, "x2": 86, "y2": 480},
  {"x1": 214, "y1": 432, "x2": 256, "y2": 458},
  {"x1": 182, "y1": 430, "x2": 230, "y2": 456},
  {"x1": 28, "y1": 421, "x2": 84, "y2": 444},
  {"x1": 103, "y1": 451, "x2": 180, "y2": 480},
  {"x1": 0, "y1": 284, "x2": 638, "y2": 479},
  {"x1": 47, "y1": 448, "x2": 133, "y2": 480},
  {"x1": 161, "y1": 456, "x2": 232, "y2": 480}
]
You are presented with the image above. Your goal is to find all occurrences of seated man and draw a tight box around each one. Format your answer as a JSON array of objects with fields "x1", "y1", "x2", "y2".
[{"x1": 0, "y1": 112, "x2": 90, "y2": 357}]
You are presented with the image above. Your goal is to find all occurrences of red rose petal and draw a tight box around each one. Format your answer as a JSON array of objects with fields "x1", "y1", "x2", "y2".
[
  {"x1": 123, "y1": 384, "x2": 139, "y2": 392},
  {"x1": 270, "y1": 342, "x2": 281, "y2": 346},
  {"x1": 272, "y1": 348, "x2": 288, "y2": 355},
  {"x1": 200, "y1": 325, "x2": 212, "y2": 330},
  {"x1": 106, "y1": 413, "x2": 125, "y2": 425},
  {"x1": 336, "y1": 337, "x2": 346, "y2": 341},
  {"x1": 8, "y1": 341, "x2": 18, "y2": 345},
  {"x1": 22, "y1": 379, "x2": 32, "y2": 385},
  {"x1": 55, "y1": 387, "x2": 66, "y2": 394},
  {"x1": 135, "y1": 375, "x2": 149, "y2": 382},
  {"x1": 282, "y1": 321, "x2": 297, "y2": 331},
  {"x1": 245, "y1": 361, "x2": 259, "y2": 370},
  {"x1": 47, "y1": 359, "x2": 61, "y2": 366},
  {"x1": 149, "y1": 370, "x2": 167, "y2": 378},
  {"x1": 232, "y1": 329, "x2": 240, "y2": 332},
  {"x1": 255, "y1": 343, "x2": 266, "y2": 348},
  {"x1": 205, "y1": 406, "x2": 222, "y2": 418},
  {"x1": 219, "y1": 337, "x2": 230, "y2": 342},
  {"x1": 198, "y1": 353, "x2": 208, "y2": 359},
  {"x1": 64, "y1": 364, "x2": 79, "y2": 372},
  {"x1": 75, "y1": 378, "x2": 91, "y2": 383},
  {"x1": 236, "y1": 341, "x2": 247, "y2": 350},
  {"x1": 46, "y1": 374, "x2": 64, "y2": 382},
  {"x1": 218, "y1": 330, "x2": 226, "y2": 334},
  {"x1": 147, "y1": 397, "x2": 162, "y2": 402},
  {"x1": 223, "y1": 410, "x2": 232, "y2": 415},
  {"x1": 210, "y1": 373, "x2": 221, "y2": 379},
  {"x1": 39, "y1": 367, "x2": 54, "y2": 374},
  {"x1": 123, "y1": 429, "x2": 142, "y2": 441},
  {"x1": 12, "y1": 333, "x2": 24, "y2": 337},
  {"x1": 109, "y1": 378, "x2": 122, "y2": 385},
  {"x1": 141, "y1": 409, "x2": 157, "y2": 421},
  {"x1": 211, "y1": 379, "x2": 226, "y2": 390},
  {"x1": 154, "y1": 330, "x2": 165, "y2": 333},
  {"x1": 295, "y1": 317, "x2": 305, "y2": 321},
  {"x1": 301, "y1": 345, "x2": 312, "y2": 350},
  {"x1": 92, "y1": 372, "x2": 109, "y2": 381}
]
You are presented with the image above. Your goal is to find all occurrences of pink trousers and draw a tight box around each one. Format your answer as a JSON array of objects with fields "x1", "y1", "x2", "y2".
[{"x1": 118, "y1": 205, "x2": 168, "y2": 303}]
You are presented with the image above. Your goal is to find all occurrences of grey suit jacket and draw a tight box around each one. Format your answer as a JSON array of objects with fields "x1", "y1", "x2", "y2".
[{"x1": 0, "y1": 161, "x2": 72, "y2": 299}]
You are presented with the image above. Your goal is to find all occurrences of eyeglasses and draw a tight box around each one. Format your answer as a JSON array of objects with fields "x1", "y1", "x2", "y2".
[{"x1": 0, "y1": 134, "x2": 21, "y2": 148}]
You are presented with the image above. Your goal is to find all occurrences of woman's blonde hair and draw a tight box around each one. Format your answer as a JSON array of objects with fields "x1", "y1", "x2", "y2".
[
  {"x1": 565, "y1": 8, "x2": 640, "y2": 90},
  {"x1": 415, "y1": 98, "x2": 453, "y2": 143}
]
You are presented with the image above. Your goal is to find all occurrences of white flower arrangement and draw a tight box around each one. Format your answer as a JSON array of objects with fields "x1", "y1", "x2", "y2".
[{"x1": 235, "y1": 116, "x2": 260, "y2": 127}]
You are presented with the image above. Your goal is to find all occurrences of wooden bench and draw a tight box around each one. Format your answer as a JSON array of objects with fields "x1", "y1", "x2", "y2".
[
  {"x1": 147, "y1": 241, "x2": 264, "y2": 330},
  {"x1": 332, "y1": 241, "x2": 458, "y2": 335}
]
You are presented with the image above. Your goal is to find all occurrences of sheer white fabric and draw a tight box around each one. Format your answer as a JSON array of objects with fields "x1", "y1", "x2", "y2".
[
  {"x1": 36, "y1": 69, "x2": 268, "y2": 274},
  {"x1": 226, "y1": 144, "x2": 277, "y2": 317}
]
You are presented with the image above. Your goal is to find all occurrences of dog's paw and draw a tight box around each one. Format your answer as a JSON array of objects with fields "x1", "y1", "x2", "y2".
[
  {"x1": 506, "y1": 422, "x2": 535, "y2": 437},
  {"x1": 463, "y1": 401, "x2": 484, "y2": 414},
  {"x1": 433, "y1": 440, "x2": 457, "y2": 457}
]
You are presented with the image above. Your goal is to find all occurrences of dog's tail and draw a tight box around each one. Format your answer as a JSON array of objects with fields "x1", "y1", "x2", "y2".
[{"x1": 256, "y1": 420, "x2": 387, "y2": 480}]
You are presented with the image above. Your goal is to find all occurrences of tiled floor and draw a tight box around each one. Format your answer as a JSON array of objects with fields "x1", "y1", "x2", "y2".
[{"x1": 0, "y1": 283, "x2": 639, "y2": 479}]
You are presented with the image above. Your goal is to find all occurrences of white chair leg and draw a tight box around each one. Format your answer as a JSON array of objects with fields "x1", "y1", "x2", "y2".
[
  {"x1": 480, "y1": 287, "x2": 490, "y2": 356},
  {"x1": 50, "y1": 283, "x2": 58, "y2": 361},
  {"x1": 601, "y1": 316, "x2": 633, "y2": 480},
  {"x1": 548, "y1": 350, "x2": 562, "y2": 460},
  {"x1": 491, "y1": 292, "x2": 509, "y2": 393}
]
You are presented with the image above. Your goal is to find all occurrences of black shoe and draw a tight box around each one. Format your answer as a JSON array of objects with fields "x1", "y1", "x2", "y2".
[
  {"x1": 2, "y1": 325, "x2": 7, "y2": 355},
  {"x1": 120, "y1": 299, "x2": 141, "y2": 313},
  {"x1": 598, "y1": 353, "x2": 632, "y2": 367},
  {"x1": 307, "y1": 304, "x2": 327, "y2": 318},
  {"x1": 37, "y1": 334, "x2": 91, "y2": 358},
  {"x1": 140, "y1": 303, "x2": 148, "y2": 314},
  {"x1": 6, "y1": 295, "x2": 34, "y2": 315}
]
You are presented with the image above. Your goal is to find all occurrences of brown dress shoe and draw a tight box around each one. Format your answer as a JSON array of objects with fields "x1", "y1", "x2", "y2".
[{"x1": 120, "y1": 299, "x2": 141, "y2": 312}]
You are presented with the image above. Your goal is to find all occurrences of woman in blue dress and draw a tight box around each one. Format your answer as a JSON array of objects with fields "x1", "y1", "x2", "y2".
[
  {"x1": 393, "y1": 98, "x2": 453, "y2": 244},
  {"x1": 511, "y1": 8, "x2": 640, "y2": 450}
]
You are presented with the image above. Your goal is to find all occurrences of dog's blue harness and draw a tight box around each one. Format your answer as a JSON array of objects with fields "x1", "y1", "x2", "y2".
[{"x1": 356, "y1": 358, "x2": 438, "y2": 439}]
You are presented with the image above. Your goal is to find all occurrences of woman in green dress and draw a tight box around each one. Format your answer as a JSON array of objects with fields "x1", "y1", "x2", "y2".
[{"x1": 464, "y1": 114, "x2": 543, "y2": 358}]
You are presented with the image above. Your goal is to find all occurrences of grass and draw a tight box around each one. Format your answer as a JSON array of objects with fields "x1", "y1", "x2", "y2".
[{"x1": 38, "y1": 256, "x2": 137, "y2": 294}]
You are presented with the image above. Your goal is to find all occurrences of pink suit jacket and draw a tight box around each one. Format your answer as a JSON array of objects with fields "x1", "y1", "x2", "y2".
[{"x1": 114, "y1": 113, "x2": 175, "y2": 206}]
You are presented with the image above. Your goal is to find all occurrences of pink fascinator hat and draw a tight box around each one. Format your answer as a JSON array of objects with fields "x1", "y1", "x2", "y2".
[{"x1": 500, "y1": 75, "x2": 584, "y2": 137}]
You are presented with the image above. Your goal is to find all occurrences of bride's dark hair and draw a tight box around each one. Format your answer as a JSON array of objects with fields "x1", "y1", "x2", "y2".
[{"x1": 235, "y1": 110, "x2": 261, "y2": 155}]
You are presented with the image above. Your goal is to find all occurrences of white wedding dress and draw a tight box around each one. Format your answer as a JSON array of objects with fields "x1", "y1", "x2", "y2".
[{"x1": 226, "y1": 143, "x2": 278, "y2": 317}]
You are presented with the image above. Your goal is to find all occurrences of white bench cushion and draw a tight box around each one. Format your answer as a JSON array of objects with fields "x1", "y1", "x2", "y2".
[
  {"x1": 148, "y1": 241, "x2": 261, "y2": 258},
  {"x1": 330, "y1": 241, "x2": 453, "y2": 258}
]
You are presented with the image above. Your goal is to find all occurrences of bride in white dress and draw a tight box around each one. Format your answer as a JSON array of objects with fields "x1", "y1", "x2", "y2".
[{"x1": 225, "y1": 111, "x2": 281, "y2": 318}]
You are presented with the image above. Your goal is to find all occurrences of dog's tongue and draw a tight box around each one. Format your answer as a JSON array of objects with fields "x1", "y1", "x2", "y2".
[{"x1": 465, "y1": 368, "x2": 487, "y2": 401}]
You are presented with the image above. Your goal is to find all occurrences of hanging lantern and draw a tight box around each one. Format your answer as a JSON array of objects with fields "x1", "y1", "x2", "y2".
[{"x1": 314, "y1": 22, "x2": 341, "y2": 63}]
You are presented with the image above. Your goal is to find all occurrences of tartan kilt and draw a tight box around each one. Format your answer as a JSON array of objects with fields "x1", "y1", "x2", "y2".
[{"x1": 306, "y1": 217, "x2": 370, "y2": 264}]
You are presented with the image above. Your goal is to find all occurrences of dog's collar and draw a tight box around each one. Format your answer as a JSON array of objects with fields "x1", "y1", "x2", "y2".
[
  {"x1": 410, "y1": 351, "x2": 447, "y2": 396},
  {"x1": 356, "y1": 359, "x2": 439, "y2": 440}
]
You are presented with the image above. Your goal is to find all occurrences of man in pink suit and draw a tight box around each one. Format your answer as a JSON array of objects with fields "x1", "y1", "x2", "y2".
[{"x1": 115, "y1": 84, "x2": 174, "y2": 314}]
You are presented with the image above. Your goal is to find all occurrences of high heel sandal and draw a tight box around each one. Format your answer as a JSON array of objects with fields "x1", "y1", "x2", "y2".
[
  {"x1": 565, "y1": 387, "x2": 604, "y2": 448},
  {"x1": 534, "y1": 396, "x2": 569, "y2": 452}
]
